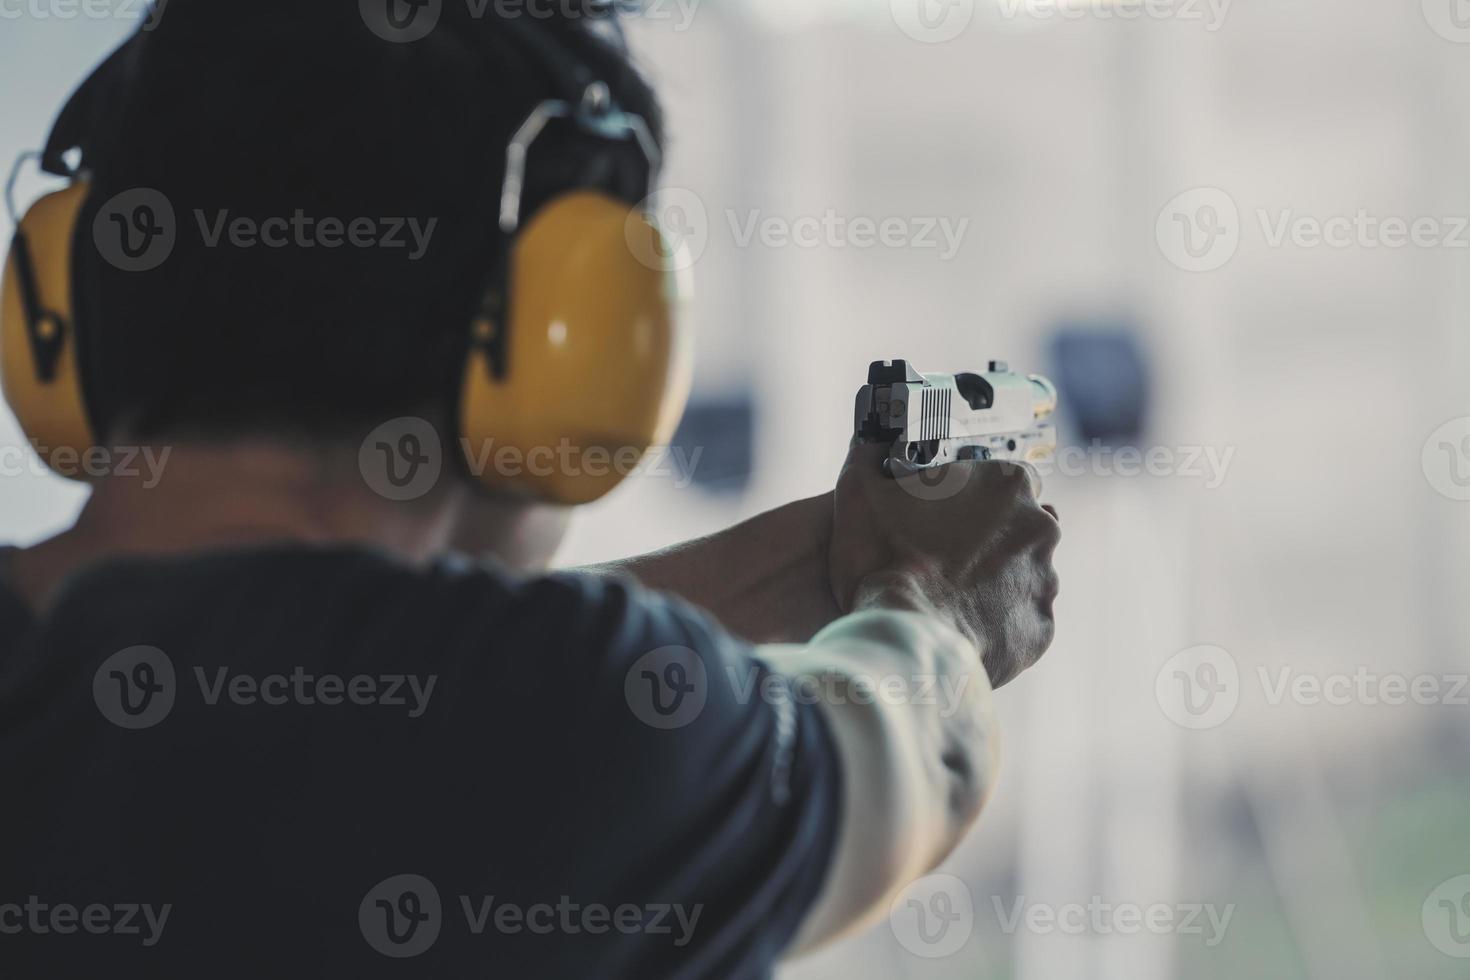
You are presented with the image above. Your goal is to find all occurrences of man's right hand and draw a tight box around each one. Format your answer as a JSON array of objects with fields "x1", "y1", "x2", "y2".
[{"x1": 828, "y1": 442, "x2": 1061, "y2": 687}]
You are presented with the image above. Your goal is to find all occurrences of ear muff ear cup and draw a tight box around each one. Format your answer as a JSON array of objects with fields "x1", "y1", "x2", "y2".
[
  {"x1": 459, "y1": 190, "x2": 692, "y2": 505},
  {"x1": 1, "y1": 182, "x2": 95, "y2": 476}
]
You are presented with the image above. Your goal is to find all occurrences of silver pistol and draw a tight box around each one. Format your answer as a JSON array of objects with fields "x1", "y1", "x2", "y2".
[{"x1": 854, "y1": 359, "x2": 1058, "y2": 477}]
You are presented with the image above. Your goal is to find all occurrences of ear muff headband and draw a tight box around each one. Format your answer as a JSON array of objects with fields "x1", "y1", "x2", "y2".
[{"x1": 458, "y1": 27, "x2": 692, "y2": 506}]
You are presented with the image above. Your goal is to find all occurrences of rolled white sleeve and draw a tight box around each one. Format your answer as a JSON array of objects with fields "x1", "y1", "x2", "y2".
[{"x1": 757, "y1": 609, "x2": 1001, "y2": 957}]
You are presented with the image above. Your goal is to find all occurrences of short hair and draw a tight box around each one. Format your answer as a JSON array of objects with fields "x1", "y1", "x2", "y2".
[{"x1": 81, "y1": 2, "x2": 663, "y2": 441}]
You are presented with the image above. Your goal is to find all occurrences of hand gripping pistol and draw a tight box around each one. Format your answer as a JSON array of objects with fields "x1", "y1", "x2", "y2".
[{"x1": 854, "y1": 360, "x2": 1058, "y2": 477}]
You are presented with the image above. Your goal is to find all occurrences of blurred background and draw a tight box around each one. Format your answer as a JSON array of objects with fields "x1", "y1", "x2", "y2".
[{"x1": 4, "y1": 1, "x2": 1470, "y2": 977}]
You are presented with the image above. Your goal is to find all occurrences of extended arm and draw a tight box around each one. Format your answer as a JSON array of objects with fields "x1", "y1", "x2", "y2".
[{"x1": 583, "y1": 493, "x2": 843, "y2": 644}]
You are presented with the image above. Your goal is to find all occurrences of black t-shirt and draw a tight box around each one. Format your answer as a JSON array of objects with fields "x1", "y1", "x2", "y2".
[{"x1": 0, "y1": 546, "x2": 842, "y2": 978}]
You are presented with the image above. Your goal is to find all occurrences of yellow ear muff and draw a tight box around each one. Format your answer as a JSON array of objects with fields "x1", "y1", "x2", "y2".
[
  {"x1": 459, "y1": 190, "x2": 692, "y2": 505},
  {"x1": 1, "y1": 182, "x2": 95, "y2": 476}
]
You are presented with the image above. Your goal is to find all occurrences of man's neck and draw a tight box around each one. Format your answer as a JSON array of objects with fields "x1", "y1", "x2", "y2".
[{"x1": 7, "y1": 440, "x2": 468, "y2": 613}]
